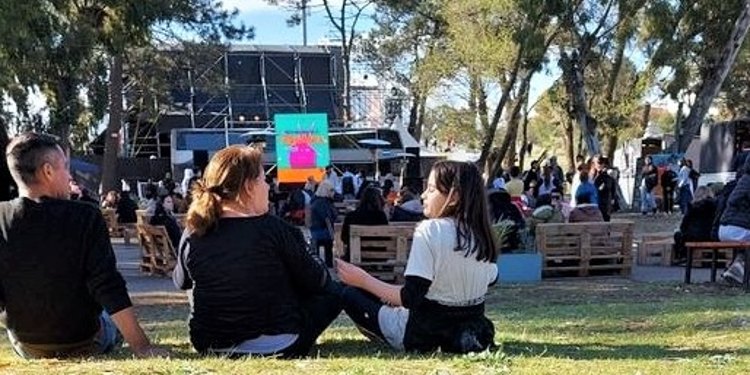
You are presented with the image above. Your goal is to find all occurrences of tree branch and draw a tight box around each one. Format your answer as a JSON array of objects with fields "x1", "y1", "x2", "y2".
[{"x1": 323, "y1": 0, "x2": 343, "y2": 32}]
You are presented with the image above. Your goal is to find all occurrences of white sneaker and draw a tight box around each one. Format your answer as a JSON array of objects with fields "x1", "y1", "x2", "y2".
[{"x1": 722, "y1": 260, "x2": 745, "y2": 284}]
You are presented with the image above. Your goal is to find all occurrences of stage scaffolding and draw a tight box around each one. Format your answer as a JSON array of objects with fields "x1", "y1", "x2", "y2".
[
  {"x1": 169, "y1": 45, "x2": 344, "y2": 131},
  {"x1": 122, "y1": 45, "x2": 407, "y2": 157}
]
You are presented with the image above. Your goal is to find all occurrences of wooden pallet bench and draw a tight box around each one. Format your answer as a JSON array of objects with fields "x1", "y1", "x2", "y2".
[
  {"x1": 347, "y1": 224, "x2": 417, "y2": 284},
  {"x1": 684, "y1": 241, "x2": 750, "y2": 292},
  {"x1": 136, "y1": 223, "x2": 177, "y2": 276},
  {"x1": 334, "y1": 221, "x2": 418, "y2": 258},
  {"x1": 101, "y1": 208, "x2": 135, "y2": 244},
  {"x1": 536, "y1": 221, "x2": 634, "y2": 277},
  {"x1": 636, "y1": 232, "x2": 674, "y2": 266}
]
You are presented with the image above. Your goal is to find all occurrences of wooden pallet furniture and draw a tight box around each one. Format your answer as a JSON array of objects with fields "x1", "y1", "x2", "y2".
[
  {"x1": 101, "y1": 208, "x2": 134, "y2": 244},
  {"x1": 348, "y1": 224, "x2": 417, "y2": 284},
  {"x1": 684, "y1": 241, "x2": 750, "y2": 291},
  {"x1": 333, "y1": 221, "x2": 417, "y2": 258},
  {"x1": 334, "y1": 201, "x2": 357, "y2": 223},
  {"x1": 136, "y1": 209, "x2": 186, "y2": 229},
  {"x1": 536, "y1": 221, "x2": 634, "y2": 277},
  {"x1": 636, "y1": 232, "x2": 674, "y2": 266},
  {"x1": 136, "y1": 223, "x2": 177, "y2": 276}
]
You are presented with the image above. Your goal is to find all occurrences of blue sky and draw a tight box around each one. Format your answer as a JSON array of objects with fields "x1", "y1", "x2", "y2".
[{"x1": 223, "y1": 0, "x2": 364, "y2": 45}]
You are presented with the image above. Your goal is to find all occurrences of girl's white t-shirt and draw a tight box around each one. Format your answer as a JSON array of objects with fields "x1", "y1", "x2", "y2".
[{"x1": 378, "y1": 218, "x2": 497, "y2": 350}]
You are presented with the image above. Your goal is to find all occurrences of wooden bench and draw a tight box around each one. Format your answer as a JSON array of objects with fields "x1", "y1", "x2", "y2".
[
  {"x1": 684, "y1": 241, "x2": 750, "y2": 291},
  {"x1": 334, "y1": 201, "x2": 357, "y2": 223},
  {"x1": 101, "y1": 208, "x2": 134, "y2": 244},
  {"x1": 636, "y1": 232, "x2": 674, "y2": 266},
  {"x1": 136, "y1": 223, "x2": 177, "y2": 276},
  {"x1": 333, "y1": 221, "x2": 417, "y2": 258},
  {"x1": 136, "y1": 209, "x2": 186, "y2": 229},
  {"x1": 348, "y1": 224, "x2": 417, "y2": 284},
  {"x1": 536, "y1": 221, "x2": 634, "y2": 277}
]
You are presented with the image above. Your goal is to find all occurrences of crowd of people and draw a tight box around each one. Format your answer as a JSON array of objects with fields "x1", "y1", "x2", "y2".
[
  {"x1": 3, "y1": 130, "x2": 749, "y2": 361},
  {"x1": 0, "y1": 133, "x2": 499, "y2": 360}
]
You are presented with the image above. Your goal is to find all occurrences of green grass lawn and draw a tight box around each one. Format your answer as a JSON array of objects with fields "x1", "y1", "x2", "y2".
[{"x1": 0, "y1": 280, "x2": 748, "y2": 374}]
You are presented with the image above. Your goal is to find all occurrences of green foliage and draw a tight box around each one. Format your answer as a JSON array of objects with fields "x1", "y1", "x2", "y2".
[
  {"x1": 441, "y1": 0, "x2": 516, "y2": 77},
  {"x1": 528, "y1": 82, "x2": 575, "y2": 166},
  {"x1": 0, "y1": 0, "x2": 252, "y2": 148},
  {"x1": 642, "y1": 0, "x2": 747, "y2": 100},
  {"x1": 423, "y1": 105, "x2": 482, "y2": 150},
  {"x1": 719, "y1": 39, "x2": 750, "y2": 118}
]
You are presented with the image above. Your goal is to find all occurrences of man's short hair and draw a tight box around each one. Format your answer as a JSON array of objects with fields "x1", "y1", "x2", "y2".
[{"x1": 6, "y1": 133, "x2": 64, "y2": 186}]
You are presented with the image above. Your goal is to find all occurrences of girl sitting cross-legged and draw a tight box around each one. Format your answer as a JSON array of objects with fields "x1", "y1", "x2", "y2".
[
  {"x1": 336, "y1": 160, "x2": 498, "y2": 353},
  {"x1": 173, "y1": 145, "x2": 342, "y2": 358}
]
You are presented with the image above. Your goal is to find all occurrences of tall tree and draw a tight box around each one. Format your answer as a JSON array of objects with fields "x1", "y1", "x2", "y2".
[
  {"x1": 435, "y1": 0, "x2": 563, "y2": 174},
  {"x1": 0, "y1": 0, "x2": 251, "y2": 141},
  {"x1": 558, "y1": 0, "x2": 646, "y2": 158},
  {"x1": 359, "y1": 0, "x2": 444, "y2": 140},
  {"x1": 676, "y1": 0, "x2": 750, "y2": 151},
  {"x1": 638, "y1": 0, "x2": 750, "y2": 152},
  {"x1": 322, "y1": 0, "x2": 373, "y2": 125},
  {"x1": 0, "y1": 1, "x2": 252, "y2": 193}
]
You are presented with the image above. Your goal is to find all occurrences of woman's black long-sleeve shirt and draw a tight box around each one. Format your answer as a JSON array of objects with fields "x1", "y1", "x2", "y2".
[{"x1": 174, "y1": 214, "x2": 330, "y2": 352}]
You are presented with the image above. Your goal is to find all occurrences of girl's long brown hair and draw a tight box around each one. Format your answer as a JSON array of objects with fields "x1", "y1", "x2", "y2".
[
  {"x1": 432, "y1": 160, "x2": 496, "y2": 262},
  {"x1": 186, "y1": 146, "x2": 263, "y2": 237}
]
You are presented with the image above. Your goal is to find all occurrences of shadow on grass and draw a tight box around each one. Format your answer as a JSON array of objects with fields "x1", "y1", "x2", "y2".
[
  {"x1": 314, "y1": 338, "x2": 393, "y2": 358},
  {"x1": 503, "y1": 340, "x2": 750, "y2": 361}
]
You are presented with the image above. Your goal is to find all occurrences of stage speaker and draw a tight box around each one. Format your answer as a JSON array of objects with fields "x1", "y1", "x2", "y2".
[
  {"x1": 405, "y1": 147, "x2": 422, "y2": 178},
  {"x1": 193, "y1": 150, "x2": 209, "y2": 174}
]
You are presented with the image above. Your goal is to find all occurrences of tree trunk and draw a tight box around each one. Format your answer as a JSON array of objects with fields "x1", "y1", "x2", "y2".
[
  {"x1": 519, "y1": 106, "x2": 530, "y2": 170},
  {"x1": 560, "y1": 51, "x2": 601, "y2": 157},
  {"x1": 605, "y1": 133, "x2": 618, "y2": 161},
  {"x1": 408, "y1": 91, "x2": 420, "y2": 139},
  {"x1": 564, "y1": 117, "x2": 576, "y2": 171},
  {"x1": 477, "y1": 45, "x2": 525, "y2": 167},
  {"x1": 678, "y1": 0, "x2": 750, "y2": 152},
  {"x1": 489, "y1": 73, "x2": 531, "y2": 178},
  {"x1": 49, "y1": 76, "x2": 79, "y2": 147},
  {"x1": 101, "y1": 54, "x2": 123, "y2": 194},
  {"x1": 416, "y1": 94, "x2": 426, "y2": 142},
  {"x1": 506, "y1": 132, "x2": 517, "y2": 167}
]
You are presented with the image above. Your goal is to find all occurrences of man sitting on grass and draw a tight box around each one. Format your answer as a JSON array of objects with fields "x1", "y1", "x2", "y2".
[{"x1": 0, "y1": 133, "x2": 166, "y2": 359}]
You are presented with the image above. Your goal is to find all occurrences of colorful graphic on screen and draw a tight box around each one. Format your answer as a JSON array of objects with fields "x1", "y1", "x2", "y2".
[{"x1": 275, "y1": 113, "x2": 330, "y2": 183}]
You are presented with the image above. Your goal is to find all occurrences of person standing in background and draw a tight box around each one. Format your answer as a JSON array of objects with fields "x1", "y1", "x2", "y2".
[{"x1": 677, "y1": 158, "x2": 693, "y2": 215}]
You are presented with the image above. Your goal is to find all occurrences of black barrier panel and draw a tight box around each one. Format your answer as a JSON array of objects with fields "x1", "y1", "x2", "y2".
[
  {"x1": 301, "y1": 55, "x2": 332, "y2": 84},
  {"x1": 228, "y1": 54, "x2": 261, "y2": 85},
  {"x1": 305, "y1": 88, "x2": 339, "y2": 119},
  {"x1": 265, "y1": 55, "x2": 296, "y2": 85},
  {"x1": 267, "y1": 88, "x2": 302, "y2": 109},
  {"x1": 230, "y1": 86, "x2": 266, "y2": 110}
]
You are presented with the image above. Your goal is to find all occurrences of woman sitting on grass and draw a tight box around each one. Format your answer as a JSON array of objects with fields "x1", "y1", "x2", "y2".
[
  {"x1": 173, "y1": 145, "x2": 342, "y2": 358},
  {"x1": 336, "y1": 160, "x2": 498, "y2": 353}
]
